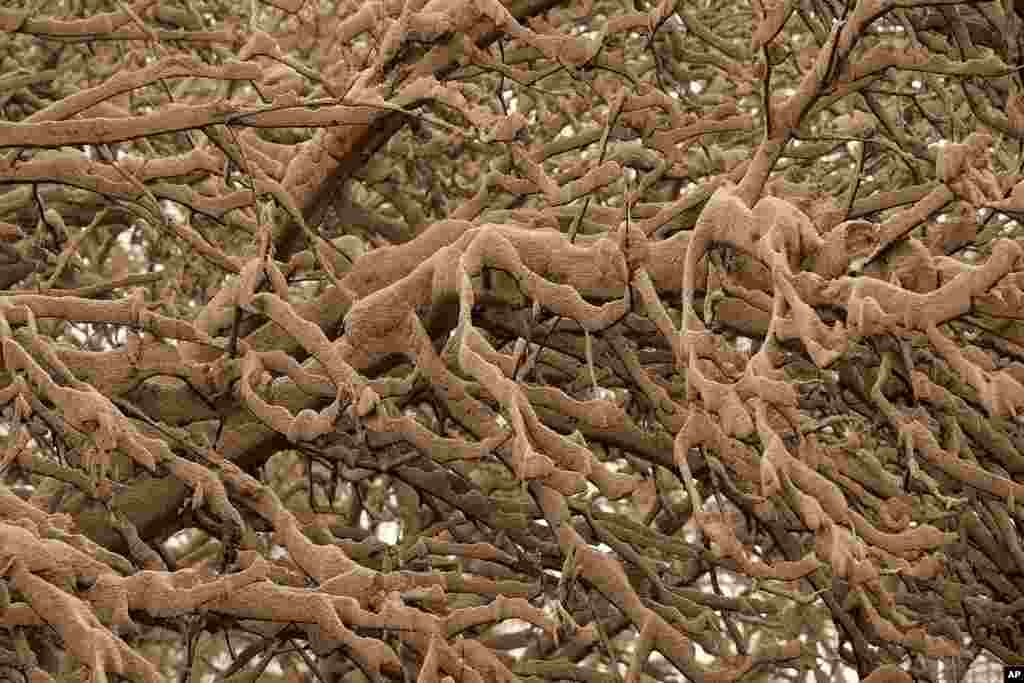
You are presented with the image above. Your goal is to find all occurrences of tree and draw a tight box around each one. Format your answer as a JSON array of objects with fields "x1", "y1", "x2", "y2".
[{"x1": 0, "y1": 0, "x2": 1022, "y2": 681}]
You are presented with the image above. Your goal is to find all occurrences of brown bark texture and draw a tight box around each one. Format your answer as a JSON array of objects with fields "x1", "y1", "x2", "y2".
[{"x1": 0, "y1": 0, "x2": 1023, "y2": 681}]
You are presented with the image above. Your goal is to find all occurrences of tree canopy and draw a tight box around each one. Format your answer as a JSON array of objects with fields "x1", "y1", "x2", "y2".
[{"x1": 0, "y1": 0, "x2": 1023, "y2": 681}]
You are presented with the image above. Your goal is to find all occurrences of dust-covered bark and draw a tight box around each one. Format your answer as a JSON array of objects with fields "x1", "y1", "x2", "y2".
[{"x1": 0, "y1": 0, "x2": 1023, "y2": 681}]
